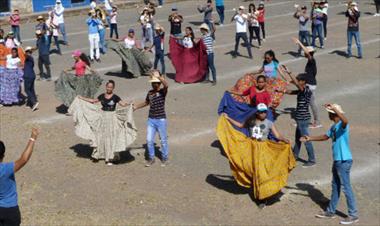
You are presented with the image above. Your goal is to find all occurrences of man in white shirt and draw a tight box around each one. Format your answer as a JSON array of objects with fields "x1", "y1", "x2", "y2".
[
  {"x1": 104, "y1": 0, "x2": 113, "y2": 25},
  {"x1": 231, "y1": 6, "x2": 252, "y2": 59},
  {"x1": 54, "y1": 0, "x2": 67, "y2": 45}
]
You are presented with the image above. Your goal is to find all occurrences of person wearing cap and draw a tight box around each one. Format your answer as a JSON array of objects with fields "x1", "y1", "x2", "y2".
[
  {"x1": 35, "y1": 16, "x2": 48, "y2": 34},
  {"x1": 54, "y1": 0, "x2": 67, "y2": 45},
  {"x1": 311, "y1": 1, "x2": 325, "y2": 49},
  {"x1": 64, "y1": 50, "x2": 93, "y2": 77},
  {"x1": 345, "y1": 2, "x2": 362, "y2": 59},
  {"x1": 9, "y1": 9, "x2": 21, "y2": 43},
  {"x1": 86, "y1": 10, "x2": 101, "y2": 62},
  {"x1": 90, "y1": 0, "x2": 97, "y2": 10},
  {"x1": 168, "y1": 8, "x2": 183, "y2": 37},
  {"x1": 149, "y1": 24, "x2": 166, "y2": 75},
  {"x1": 257, "y1": 2, "x2": 266, "y2": 41},
  {"x1": 294, "y1": 5, "x2": 310, "y2": 55},
  {"x1": 301, "y1": 104, "x2": 359, "y2": 224},
  {"x1": 104, "y1": 0, "x2": 114, "y2": 25},
  {"x1": 215, "y1": 0, "x2": 225, "y2": 26},
  {"x1": 292, "y1": 38, "x2": 321, "y2": 128},
  {"x1": 4, "y1": 32, "x2": 20, "y2": 49},
  {"x1": 109, "y1": 6, "x2": 119, "y2": 39},
  {"x1": 0, "y1": 128, "x2": 39, "y2": 226},
  {"x1": 231, "y1": 6, "x2": 252, "y2": 59},
  {"x1": 199, "y1": 23, "x2": 216, "y2": 85},
  {"x1": 197, "y1": 0, "x2": 213, "y2": 34},
  {"x1": 35, "y1": 29, "x2": 51, "y2": 81},
  {"x1": 133, "y1": 71, "x2": 169, "y2": 167},
  {"x1": 46, "y1": 10, "x2": 62, "y2": 55},
  {"x1": 23, "y1": 46, "x2": 39, "y2": 111},
  {"x1": 282, "y1": 72, "x2": 316, "y2": 168}
]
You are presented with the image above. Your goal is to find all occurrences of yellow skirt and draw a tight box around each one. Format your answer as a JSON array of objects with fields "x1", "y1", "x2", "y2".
[{"x1": 216, "y1": 116, "x2": 296, "y2": 200}]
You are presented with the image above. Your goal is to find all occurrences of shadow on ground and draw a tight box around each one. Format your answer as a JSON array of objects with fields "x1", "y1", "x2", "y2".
[{"x1": 70, "y1": 144, "x2": 135, "y2": 164}]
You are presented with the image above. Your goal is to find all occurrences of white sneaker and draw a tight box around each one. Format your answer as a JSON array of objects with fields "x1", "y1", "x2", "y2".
[
  {"x1": 106, "y1": 162, "x2": 113, "y2": 166},
  {"x1": 157, "y1": 5, "x2": 162, "y2": 8},
  {"x1": 32, "y1": 102, "x2": 39, "y2": 111}
]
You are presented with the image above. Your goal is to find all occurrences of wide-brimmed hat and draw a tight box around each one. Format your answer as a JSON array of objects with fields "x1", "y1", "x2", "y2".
[
  {"x1": 7, "y1": 31, "x2": 14, "y2": 35},
  {"x1": 199, "y1": 23, "x2": 209, "y2": 31},
  {"x1": 148, "y1": 70, "x2": 161, "y2": 83},
  {"x1": 37, "y1": 15, "x2": 44, "y2": 21},
  {"x1": 72, "y1": 50, "x2": 82, "y2": 57},
  {"x1": 350, "y1": 2, "x2": 358, "y2": 6},
  {"x1": 155, "y1": 23, "x2": 165, "y2": 32},
  {"x1": 325, "y1": 104, "x2": 345, "y2": 114},
  {"x1": 238, "y1": 6, "x2": 245, "y2": 10}
]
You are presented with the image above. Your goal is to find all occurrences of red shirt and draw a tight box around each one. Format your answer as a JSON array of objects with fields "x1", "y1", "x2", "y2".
[
  {"x1": 242, "y1": 86, "x2": 271, "y2": 106},
  {"x1": 257, "y1": 9, "x2": 265, "y2": 22},
  {"x1": 74, "y1": 60, "x2": 87, "y2": 77}
]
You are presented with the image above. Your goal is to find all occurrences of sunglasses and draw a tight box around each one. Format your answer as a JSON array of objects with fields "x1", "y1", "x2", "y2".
[{"x1": 257, "y1": 110, "x2": 267, "y2": 114}]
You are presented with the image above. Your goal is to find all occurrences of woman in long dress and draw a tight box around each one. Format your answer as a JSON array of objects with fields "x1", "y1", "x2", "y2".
[{"x1": 68, "y1": 80, "x2": 137, "y2": 165}]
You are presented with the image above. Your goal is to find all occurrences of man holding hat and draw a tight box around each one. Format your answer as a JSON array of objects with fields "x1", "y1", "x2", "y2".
[
  {"x1": 345, "y1": 2, "x2": 362, "y2": 59},
  {"x1": 168, "y1": 6, "x2": 183, "y2": 37},
  {"x1": 200, "y1": 23, "x2": 216, "y2": 85},
  {"x1": 150, "y1": 24, "x2": 166, "y2": 75},
  {"x1": 35, "y1": 16, "x2": 48, "y2": 34},
  {"x1": 231, "y1": 6, "x2": 252, "y2": 59},
  {"x1": 197, "y1": 0, "x2": 213, "y2": 33},
  {"x1": 301, "y1": 103, "x2": 359, "y2": 225},
  {"x1": 293, "y1": 5, "x2": 310, "y2": 55},
  {"x1": 86, "y1": 10, "x2": 102, "y2": 62}
]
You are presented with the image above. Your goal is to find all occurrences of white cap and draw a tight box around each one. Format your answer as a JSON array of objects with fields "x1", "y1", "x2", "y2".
[
  {"x1": 25, "y1": 46, "x2": 33, "y2": 52},
  {"x1": 239, "y1": 6, "x2": 245, "y2": 10},
  {"x1": 257, "y1": 103, "x2": 268, "y2": 112}
]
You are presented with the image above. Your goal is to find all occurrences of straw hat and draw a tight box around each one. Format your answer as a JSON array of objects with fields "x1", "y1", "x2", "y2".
[
  {"x1": 199, "y1": 23, "x2": 209, "y2": 31},
  {"x1": 238, "y1": 6, "x2": 245, "y2": 10},
  {"x1": 25, "y1": 46, "x2": 33, "y2": 52},
  {"x1": 325, "y1": 104, "x2": 345, "y2": 114},
  {"x1": 148, "y1": 70, "x2": 162, "y2": 83},
  {"x1": 37, "y1": 15, "x2": 44, "y2": 21},
  {"x1": 155, "y1": 23, "x2": 165, "y2": 32}
]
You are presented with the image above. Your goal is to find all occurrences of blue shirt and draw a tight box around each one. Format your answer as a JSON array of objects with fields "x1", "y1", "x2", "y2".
[
  {"x1": 326, "y1": 121, "x2": 353, "y2": 161},
  {"x1": 23, "y1": 55, "x2": 36, "y2": 79},
  {"x1": 86, "y1": 17, "x2": 100, "y2": 34},
  {"x1": 0, "y1": 162, "x2": 18, "y2": 208},
  {"x1": 215, "y1": 0, "x2": 224, "y2": 6},
  {"x1": 36, "y1": 35, "x2": 50, "y2": 56},
  {"x1": 153, "y1": 34, "x2": 164, "y2": 54},
  {"x1": 263, "y1": 61, "x2": 278, "y2": 78}
]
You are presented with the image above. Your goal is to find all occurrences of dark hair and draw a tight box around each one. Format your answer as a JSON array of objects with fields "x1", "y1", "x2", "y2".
[
  {"x1": 11, "y1": 47, "x2": 19, "y2": 57},
  {"x1": 256, "y1": 75, "x2": 266, "y2": 82},
  {"x1": 0, "y1": 141, "x2": 5, "y2": 160},
  {"x1": 106, "y1": 80, "x2": 115, "y2": 87},
  {"x1": 244, "y1": 112, "x2": 258, "y2": 129},
  {"x1": 79, "y1": 53, "x2": 91, "y2": 67},
  {"x1": 264, "y1": 50, "x2": 279, "y2": 65},
  {"x1": 248, "y1": 4, "x2": 256, "y2": 13},
  {"x1": 296, "y1": 73, "x2": 308, "y2": 81},
  {"x1": 185, "y1": 26, "x2": 195, "y2": 43},
  {"x1": 207, "y1": 0, "x2": 212, "y2": 3}
]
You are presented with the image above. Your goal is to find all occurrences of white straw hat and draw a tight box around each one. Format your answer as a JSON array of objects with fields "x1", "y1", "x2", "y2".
[
  {"x1": 199, "y1": 23, "x2": 209, "y2": 31},
  {"x1": 325, "y1": 104, "x2": 345, "y2": 114},
  {"x1": 148, "y1": 70, "x2": 161, "y2": 83}
]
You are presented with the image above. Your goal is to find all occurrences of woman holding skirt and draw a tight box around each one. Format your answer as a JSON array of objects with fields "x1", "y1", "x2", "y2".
[{"x1": 68, "y1": 80, "x2": 137, "y2": 165}]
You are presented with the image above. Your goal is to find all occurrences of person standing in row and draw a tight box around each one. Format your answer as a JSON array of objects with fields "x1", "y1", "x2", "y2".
[
  {"x1": 35, "y1": 30, "x2": 51, "y2": 81},
  {"x1": 35, "y1": 16, "x2": 48, "y2": 34},
  {"x1": 248, "y1": 3, "x2": 261, "y2": 48},
  {"x1": 46, "y1": 11, "x2": 61, "y2": 55},
  {"x1": 168, "y1": 7, "x2": 183, "y2": 38},
  {"x1": 86, "y1": 10, "x2": 101, "y2": 62},
  {"x1": 9, "y1": 9, "x2": 21, "y2": 43},
  {"x1": 197, "y1": 0, "x2": 213, "y2": 32},
  {"x1": 375, "y1": 0, "x2": 380, "y2": 16},
  {"x1": 215, "y1": 0, "x2": 225, "y2": 26},
  {"x1": 150, "y1": 24, "x2": 166, "y2": 75},
  {"x1": 320, "y1": 1, "x2": 329, "y2": 40},
  {"x1": 104, "y1": 0, "x2": 114, "y2": 25},
  {"x1": 134, "y1": 71, "x2": 169, "y2": 167},
  {"x1": 301, "y1": 104, "x2": 359, "y2": 225},
  {"x1": 200, "y1": 23, "x2": 216, "y2": 85},
  {"x1": 23, "y1": 47, "x2": 39, "y2": 111},
  {"x1": 0, "y1": 128, "x2": 39, "y2": 226},
  {"x1": 311, "y1": 2, "x2": 324, "y2": 49},
  {"x1": 231, "y1": 6, "x2": 252, "y2": 59},
  {"x1": 257, "y1": 2, "x2": 266, "y2": 42},
  {"x1": 345, "y1": 2, "x2": 362, "y2": 59},
  {"x1": 109, "y1": 6, "x2": 119, "y2": 39},
  {"x1": 294, "y1": 5, "x2": 310, "y2": 56},
  {"x1": 54, "y1": 0, "x2": 67, "y2": 45}
]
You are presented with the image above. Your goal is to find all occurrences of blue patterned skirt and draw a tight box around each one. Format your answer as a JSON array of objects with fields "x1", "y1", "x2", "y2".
[{"x1": 0, "y1": 67, "x2": 24, "y2": 105}]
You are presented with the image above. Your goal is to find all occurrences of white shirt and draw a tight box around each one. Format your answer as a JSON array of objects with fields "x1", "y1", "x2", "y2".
[
  {"x1": 140, "y1": 15, "x2": 152, "y2": 28},
  {"x1": 124, "y1": 38, "x2": 135, "y2": 49},
  {"x1": 90, "y1": 1, "x2": 97, "y2": 10},
  {"x1": 6, "y1": 55, "x2": 21, "y2": 69},
  {"x1": 234, "y1": 14, "x2": 248, "y2": 33},
  {"x1": 54, "y1": 5, "x2": 65, "y2": 24},
  {"x1": 110, "y1": 11, "x2": 117, "y2": 24},
  {"x1": 104, "y1": 0, "x2": 113, "y2": 11},
  {"x1": 46, "y1": 18, "x2": 59, "y2": 36},
  {"x1": 183, "y1": 37, "x2": 193, "y2": 48}
]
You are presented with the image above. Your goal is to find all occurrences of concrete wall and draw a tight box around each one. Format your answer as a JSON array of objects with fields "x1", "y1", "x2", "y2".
[{"x1": 10, "y1": 0, "x2": 34, "y2": 14}]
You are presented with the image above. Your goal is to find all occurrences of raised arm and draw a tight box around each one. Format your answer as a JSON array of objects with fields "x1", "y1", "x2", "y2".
[
  {"x1": 14, "y1": 128, "x2": 39, "y2": 173},
  {"x1": 292, "y1": 37, "x2": 312, "y2": 60},
  {"x1": 158, "y1": 75, "x2": 169, "y2": 88},
  {"x1": 325, "y1": 104, "x2": 349, "y2": 128}
]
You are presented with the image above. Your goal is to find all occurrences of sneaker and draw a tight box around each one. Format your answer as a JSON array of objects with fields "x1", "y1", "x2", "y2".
[
  {"x1": 157, "y1": 5, "x2": 162, "y2": 8},
  {"x1": 310, "y1": 123, "x2": 323, "y2": 129},
  {"x1": 340, "y1": 216, "x2": 359, "y2": 225},
  {"x1": 106, "y1": 162, "x2": 113, "y2": 166},
  {"x1": 321, "y1": 45, "x2": 324, "y2": 49},
  {"x1": 161, "y1": 159, "x2": 169, "y2": 167},
  {"x1": 219, "y1": 23, "x2": 224, "y2": 27},
  {"x1": 262, "y1": 38, "x2": 266, "y2": 42},
  {"x1": 324, "y1": 37, "x2": 327, "y2": 41},
  {"x1": 32, "y1": 102, "x2": 39, "y2": 111},
  {"x1": 145, "y1": 158, "x2": 155, "y2": 167},
  {"x1": 315, "y1": 211, "x2": 336, "y2": 219},
  {"x1": 302, "y1": 162, "x2": 316, "y2": 168},
  {"x1": 96, "y1": 58, "x2": 101, "y2": 63}
]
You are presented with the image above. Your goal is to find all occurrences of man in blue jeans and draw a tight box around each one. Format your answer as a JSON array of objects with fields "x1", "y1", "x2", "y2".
[
  {"x1": 134, "y1": 71, "x2": 169, "y2": 167},
  {"x1": 283, "y1": 72, "x2": 316, "y2": 167},
  {"x1": 150, "y1": 25, "x2": 166, "y2": 75},
  {"x1": 311, "y1": 2, "x2": 324, "y2": 48},
  {"x1": 200, "y1": 23, "x2": 217, "y2": 85},
  {"x1": 215, "y1": 0, "x2": 225, "y2": 25},
  {"x1": 345, "y1": 2, "x2": 362, "y2": 58},
  {"x1": 294, "y1": 5, "x2": 310, "y2": 55},
  {"x1": 301, "y1": 104, "x2": 359, "y2": 225}
]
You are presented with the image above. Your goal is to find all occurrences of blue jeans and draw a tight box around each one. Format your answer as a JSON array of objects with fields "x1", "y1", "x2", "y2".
[
  {"x1": 158, "y1": 0, "x2": 163, "y2": 5},
  {"x1": 327, "y1": 160, "x2": 358, "y2": 217},
  {"x1": 234, "y1": 32, "x2": 252, "y2": 58},
  {"x1": 216, "y1": 5, "x2": 225, "y2": 24},
  {"x1": 142, "y1": 27, "x2": 153, "y2": 48},
  {"x1": 48, "y1": 35, "x2": 61, "y2": 53},
  {"x1": 206, "y1": 53, "x2": 216, "y2": 82},
  {"x1": 11, "y1": 25, "x2": 21, "y2": 42},
  {"x1": 58, "y1": 23, "x2": 67, "y2": 43},
  {"x1": 99, "y1": 29, "x2": 107, "y2": 54},
  {"x1": 293, "y1": 119, "x2": 316, "y2": 163},
  {"x1": 312, "y1": 23, "x2": 324, "y2": 48},
  {"x1": 347, "y1": 31, "x2": 362, "y2": 57},
  {"x1": 154, "y1": 51, "x2": 165, "y2": 74},
  {"x1": 298, "y1": 30, "x2": 310, "y2": 54},
  {"x1": 147, "y1": 118, "x2": 169, "y2": 160}
]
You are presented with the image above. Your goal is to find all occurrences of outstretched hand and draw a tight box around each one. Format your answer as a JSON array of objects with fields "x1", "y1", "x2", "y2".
[{"x1": 299, "y1": 136, "x2": 310, "y2": 142}]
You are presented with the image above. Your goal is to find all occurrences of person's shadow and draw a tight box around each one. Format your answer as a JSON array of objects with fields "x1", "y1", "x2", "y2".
[
  {"x1": 329, "y1": 50, "x2": 349, "y2": 58},
  {"x1": 210, "y1": 140, "x2": 226, "y2": 158},
  {"x1": 70, "y1": 144, "x2": 135, "y2": 164},
  {"x1": 206, "y1": 174, "x2": 250, "y2": 195},
  {"x1": 287, "y1": 183, "x2": 347, "y2": 218},
  {"x1": 283, "y1": 51, "x2": 301, "y2": 58}
]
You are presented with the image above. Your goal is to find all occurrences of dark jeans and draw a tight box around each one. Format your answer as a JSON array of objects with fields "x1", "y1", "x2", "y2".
[
  {"x1": 216, "y1": 5, "x2": 225, "y2": 24},
  {"x1": 48, "y1": 35, "x2": 61, "y2": 53},
  {"x1": 24, "y1": 78, "x2": 37, "y2": 106},
  {"x1": 293, "y1": 119, "x2": 316, "y2": 163},
  {"x1": 376, "y1": 0, "x2": 380, "y2": 13},
  {"x1": 259, "y1": 22, "x2": 265, "y2": 39},
  {"x1": 154, "y1": 51, "x2": 165, "y2": 74},
  {"x1": 0, "y1": 206, "x2": 21, "y2": 226},
  {"x1": 11, "y1": 25, "x2": 21, "y2": 42},
  {"x1": 312, "y1": 23, "x2": 324, "y2": 47},
  {"x1": 327, "y1": 160, "x2": 358, "y2": 218},
  {"x1": 234, "y1": 32, "x2": 252, "y2": 58},
  {"x1": 38, "y1": 54, "x2": 51, "y2": 78},
  {"x1": 248, "y1": 26, "x2": 261, "y2": 46},
  {"x1": 298, "y1": 30, "x2": 310, "y2": 53},
  {"x1": 205, "y1": 53, "x2": 216, "y2": 82},
  {"x1": 322, "y1": 16, "x2": 328, "y2": 38},
  {"x1": 158, "y1": 0, "x2": 163, "y2": 5},
  {"x1": 110, "y1": 23, "x2": 119, "y2": 39}
]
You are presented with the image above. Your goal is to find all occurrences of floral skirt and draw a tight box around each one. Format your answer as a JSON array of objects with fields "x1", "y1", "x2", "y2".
[{"x1": 0, "y1": 67, "x2": 23, "y2": 105}]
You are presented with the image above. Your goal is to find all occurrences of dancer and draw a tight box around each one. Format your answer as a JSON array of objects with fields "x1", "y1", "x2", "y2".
[
  {"x1": 311, "y1": 2, "x2": 324, "y2": 49},
  {"x1": 248, "y1": 3, "x2": 261, "y2": 48},
  {"x1": 168, "y1": 7, "x2": 183, "y2": 37},
  {"x1": 4, "y1": 32, "x2": 20, "y2": 49},
  {"x1": 9, "y1": 9, "x2": 21, "y2": 43},
  {"x1": 229, "y1": 75, "x2": 270, "y2": 107},
  {"x1": 139, "y1": 7, "x2": 154, "y2": 48},
  {"x1": 86, "y1": 10, "x2": 101, "y2": 62},
  {"x1": 109, "y1": 7, "x2": 119, "y2": 39},
  {"x1": 252, "y1": 50, "x2": 288, "y2": 80},
  {"x1": 35, "y1": 16, "x2": 48, "y2": 33},
  {"x1": 375, "y1": 0, "x2": 380, "y2": 16},
  {"x1": 0, "y1": 128, "x2": 39, "y2": 226},
  {"x1": 346, "y1": 2, "x2": 362, "y2": 58},
  {"x1": 257, "y1": 2, "x2": 266, "y2": 41},
  {"x1": 320, "y1": 1, "x2": 329, "y2": 40},
  {"x1": 95, "y1": 8, "x2": 107, "y2": 54},
  {"x1": 69, "y1": 80, "x2": 137, "y2": 165},
  {"x1": 134, "y1": 71, "x2": 169, "y2": 167},
  {"x1": 200, "y1": 23, "x2": 216, "y2": 85},
  {"x1": 23, "y1": 46, "x2": 39, "y2": 111},
  {"x1": 54, "y1": 0, "x2": 67, "y2": 45},
  {"x1": 294, "y1": 5, "x2": 310, "y2": 55},
  {"x1": 149, "y1": 24, "x2": 166, "y2": 75},
  {"x1": 231, "y1": 6, "x2": 252, "y2": 59},
  {"x1": 197, "y1": 0, "x2": 213, "y2": 32},
  {"x1": 301, "y1": 104, "x2": 359, "y2": 225}
]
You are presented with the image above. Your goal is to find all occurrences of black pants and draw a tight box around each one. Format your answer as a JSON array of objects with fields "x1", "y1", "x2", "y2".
[
  {"x1": 234, "y1": 32, "x2": 252, "y2": 58},
  {"x1": 248, "y1": 26, "x2": 261, "y2": 46},
  {"x1": 322, "y1": 16, "x2": 328, "y2": 38},
  {"x1": 24, "y1": 78, "x2": 37, "y2": 106},
  {"x1": 0, "y1": 206, "x2": 21, "y2": 226},
  {"x1": 375, "y1": 0, "x2": 380, "y2": 13},
  {"x1": 38, "y1": 54, "x2": 51, "y2": 79},
  {"x1": 259, "y1": 22, "x2": 266, "y2": 39},
  {"x1": 110, "y1": 23, "x2": 119, "y2": 39}
]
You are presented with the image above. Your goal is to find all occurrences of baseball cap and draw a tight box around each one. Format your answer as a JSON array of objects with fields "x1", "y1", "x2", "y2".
[
  {"x1": 72, "y1": 50, "x2": 82, "y2": 57},
  {"x1": 257, "y1": 103, "x2": 268, "y2": 112},
  {"x1": 128, "y1": 28, "x2": 134, "y2": 33}
]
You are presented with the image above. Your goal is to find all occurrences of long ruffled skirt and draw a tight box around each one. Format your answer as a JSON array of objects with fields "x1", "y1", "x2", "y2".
[{"x1": 0, "y1": 67, "x2": 23, "y2": 105}]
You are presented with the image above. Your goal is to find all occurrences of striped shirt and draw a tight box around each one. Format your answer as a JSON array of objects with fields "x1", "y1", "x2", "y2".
[
  {"x1": 295, "y1": 86, "x2": 312, "y2": 121},
  {"x1": 146, "y1": 88, "x2": 168, "y2": 119},
  {"x1": 202, "y1": 34, "x2": 214, "y2": 54}
]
